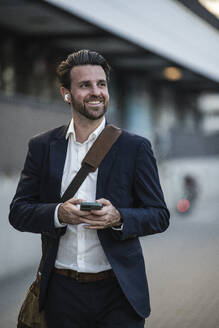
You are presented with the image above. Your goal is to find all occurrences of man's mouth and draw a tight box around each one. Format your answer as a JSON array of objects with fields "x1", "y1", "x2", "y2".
[
  {"x1": 87, "y1": 101, "x2": 102, "y2": 104},
  {"x1": 86, "y1": 99, "x2": 104, "y2": 106}
]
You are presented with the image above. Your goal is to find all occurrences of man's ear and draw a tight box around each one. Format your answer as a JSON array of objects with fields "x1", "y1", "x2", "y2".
[{"x1": 60, "y1": 87, "x2": 71, "y2": 103}]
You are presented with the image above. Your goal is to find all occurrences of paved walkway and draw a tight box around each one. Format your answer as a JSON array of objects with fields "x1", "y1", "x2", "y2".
[
  {"x1": 0, "y1": 267, "x2": 37, "y2": 328},
  {"x1": 1, "y1": 207, "x2": 219, "y2": 328},
  {"x1": 143, "y1": 213, "x2": 219, "y2": 328}
]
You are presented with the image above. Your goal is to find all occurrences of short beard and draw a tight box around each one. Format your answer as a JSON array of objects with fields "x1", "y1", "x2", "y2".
[{"x1": 70, "y1": 95, "x2": 108, "y2": 121}]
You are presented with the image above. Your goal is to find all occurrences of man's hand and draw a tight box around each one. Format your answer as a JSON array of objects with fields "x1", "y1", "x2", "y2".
[
  {"x1": 58, "y1": 198, "x2": 90, "y2": 225},
  {"x1": 82, "y1": 198, "x2": 122, "y2": 230}
]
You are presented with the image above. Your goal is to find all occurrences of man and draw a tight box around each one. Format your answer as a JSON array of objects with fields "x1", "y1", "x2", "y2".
[{"x1": 9, "y1": 49, "x2": 170, "y2": 328}]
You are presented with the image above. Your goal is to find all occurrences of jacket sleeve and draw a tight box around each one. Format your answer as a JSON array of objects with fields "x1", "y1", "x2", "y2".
[
  {"x1": 9, "y1": 138, "x2": 58, "y2": 236},
  {"x1": 115, "y1": 139, "x2": 170, "y2": 241}
]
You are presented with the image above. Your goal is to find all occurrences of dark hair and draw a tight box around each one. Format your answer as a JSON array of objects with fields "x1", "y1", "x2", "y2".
[{"x1": 57, "y1": 49, "x2": 111, "y2": 89}]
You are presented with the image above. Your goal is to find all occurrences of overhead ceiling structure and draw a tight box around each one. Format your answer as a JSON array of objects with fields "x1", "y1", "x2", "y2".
[
  {"x1": 0, "y1": 0, "x2": 219, "y2": 92},
  {"x1": 179, "y1": 0, "x2": 219, "y2": 27}
]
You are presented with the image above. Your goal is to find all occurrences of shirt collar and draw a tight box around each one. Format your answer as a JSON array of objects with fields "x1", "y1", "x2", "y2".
[{"x1": 66, "y1": 117, "x2": 106, "y2": 143}]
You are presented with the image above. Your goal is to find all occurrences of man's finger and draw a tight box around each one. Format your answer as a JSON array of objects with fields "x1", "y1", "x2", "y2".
[
  {"x1": 67, "y1": 198, "x2": 85, "y2": 205},
  {"x1": 75, "y1": 209, "x2": 91, "y2": 217},
  {"x1": 96, "y1": 198, "x2": 111, "y2": 206},
  {"x1": 90, "y1": 208, "x2": 107, "y2": 216},
  {"x1": 84, "y1": 213, "x2": 108, "y2": 220},
  {"x1": 81, "y1": 217, "x2": 107, "y2": 226},
  {"x1": 84, "y1": 225, "x2": 106, "y2": 230}
]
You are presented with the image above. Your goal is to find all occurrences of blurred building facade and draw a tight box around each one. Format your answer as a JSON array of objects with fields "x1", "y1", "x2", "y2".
[
  {"x1": 1, "y1": 0, "x2": 219, "y2": 171},
  {"x1": 1, "y1": 0, "x2": 219, "y2": 278}
]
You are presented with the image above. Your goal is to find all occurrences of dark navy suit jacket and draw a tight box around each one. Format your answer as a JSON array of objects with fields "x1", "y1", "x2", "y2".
[{"x1": 9, "y1": 123, "x2": 170, "y2": 319}]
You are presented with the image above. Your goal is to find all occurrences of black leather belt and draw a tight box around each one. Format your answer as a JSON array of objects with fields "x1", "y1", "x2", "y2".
[{"x1": 54, "y1": 268, "x2": 115, "y2": 283}]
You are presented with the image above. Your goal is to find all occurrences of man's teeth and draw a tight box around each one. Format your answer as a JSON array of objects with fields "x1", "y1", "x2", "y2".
[{"x1": 88, "y1": 101, "x2": 101, "y2": 104}]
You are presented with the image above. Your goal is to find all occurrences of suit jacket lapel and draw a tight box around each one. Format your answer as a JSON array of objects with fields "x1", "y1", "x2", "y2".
[
  {"x1": 96, "y1": 137, "x2": 120, "y2": 199},
  {"x1": 49, "y1": 125, "x2": 68, "y2": 202}
]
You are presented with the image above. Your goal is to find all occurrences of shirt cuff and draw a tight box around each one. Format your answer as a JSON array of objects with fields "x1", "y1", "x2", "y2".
[
  {"x1": 54, "y1": 203, "x2": 67, "y2": 228},
  {"x1": 112, "y1": 224, "x2": 123, "y2": 231}
]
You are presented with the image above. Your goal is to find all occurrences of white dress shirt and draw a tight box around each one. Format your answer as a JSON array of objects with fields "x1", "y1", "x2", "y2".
[{"x1": 54, "y1": 117, "x2": 112, "y2": 273}]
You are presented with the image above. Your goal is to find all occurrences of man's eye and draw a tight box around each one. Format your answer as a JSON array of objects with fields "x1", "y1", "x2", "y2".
[
  {"x1": 99, "y1": 82, "x2": 106, "y2": 87},
  {"x1": 80, "y1": 83, "x2": 89, "y2": 88}
]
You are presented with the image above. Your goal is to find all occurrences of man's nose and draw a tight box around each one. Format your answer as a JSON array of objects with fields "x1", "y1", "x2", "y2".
[{"x1": 90, "y1": 85, "x2": 101, "y2": 96}]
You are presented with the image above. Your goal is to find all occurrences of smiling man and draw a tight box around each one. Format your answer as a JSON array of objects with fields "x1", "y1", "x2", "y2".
[
  {"x1": 63, "y1": 64, "x2": 109, "y2": 122},
  {"x1": 9, "y1": 49, "x2": 170, "y2": 328}
]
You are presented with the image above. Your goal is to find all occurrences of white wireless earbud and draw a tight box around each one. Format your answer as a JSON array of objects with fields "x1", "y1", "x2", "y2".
[{"x1": 65, "y1": 94, "x2": 70, "y2": 102}]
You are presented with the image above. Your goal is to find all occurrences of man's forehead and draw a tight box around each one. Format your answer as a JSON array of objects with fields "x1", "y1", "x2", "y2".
[{"x1": 70, "y1": 65, "x2": 106, "y2": 82}]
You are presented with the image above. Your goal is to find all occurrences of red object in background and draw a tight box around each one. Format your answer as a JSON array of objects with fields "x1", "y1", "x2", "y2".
[{"x1": 177, "y1": 199, "x2": 190, "y2": 213}]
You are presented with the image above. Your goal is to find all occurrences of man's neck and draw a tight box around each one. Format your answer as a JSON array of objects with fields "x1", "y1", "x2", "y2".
[{"x1": 73, "y1": 115, "x2": 104, "y2": 143}]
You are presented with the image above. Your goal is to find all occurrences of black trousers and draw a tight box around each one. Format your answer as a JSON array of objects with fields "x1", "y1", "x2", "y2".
[{"x1": 44, "y1": 272, "x2": 145, "y2": 328}]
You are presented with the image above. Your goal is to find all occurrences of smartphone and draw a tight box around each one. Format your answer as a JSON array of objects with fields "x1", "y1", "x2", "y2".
[{"x1": 80, "y1": 202, "x2": 103, "y2": 211}]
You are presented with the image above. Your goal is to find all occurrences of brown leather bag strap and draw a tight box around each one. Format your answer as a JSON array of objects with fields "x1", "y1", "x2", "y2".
[
  {"x1": 61, "y1": 163, "x2": 93, "y2": 203},
  {"x1": 61, "y1": 124, "x2": 122, "y2": 203},
  {"x1": 82, "y1": 124, "x2": 122, "y2": 171}
]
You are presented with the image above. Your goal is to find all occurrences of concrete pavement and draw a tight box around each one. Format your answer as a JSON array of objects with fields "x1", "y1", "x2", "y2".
[{"x1": 143, "y1": 212, "x2": 219, "y2": 328}]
